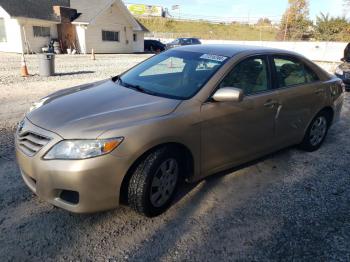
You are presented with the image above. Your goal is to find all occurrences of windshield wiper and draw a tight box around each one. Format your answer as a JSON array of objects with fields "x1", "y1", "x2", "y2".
[
  {"x1": 113, "y1": 75, "x2": 158, "y2": 96},
  {"x1": 123, "y1": 82, "x2": 157, "y2": 96}
]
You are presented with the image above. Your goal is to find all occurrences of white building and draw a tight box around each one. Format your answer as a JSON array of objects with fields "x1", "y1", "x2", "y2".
[
  {"x1": 0, "y1": 0, "x2": 148, "y2": 54},
  {"x1": 71, "y1": 0, "x2": 147, "y2": 54}
]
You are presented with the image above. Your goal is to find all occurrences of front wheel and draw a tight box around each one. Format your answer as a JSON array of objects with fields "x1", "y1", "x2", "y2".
[
  {"x1": 299, "y1": 111, "x2": 330, "y2": 152},
  {"x1": 127, "y1": 147, "x2": 182, "y2": 217}
]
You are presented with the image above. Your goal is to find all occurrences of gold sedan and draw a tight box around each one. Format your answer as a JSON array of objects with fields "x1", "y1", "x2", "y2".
[{"x1": 16, "y1": 45, "x2": 344, "y2": 217}]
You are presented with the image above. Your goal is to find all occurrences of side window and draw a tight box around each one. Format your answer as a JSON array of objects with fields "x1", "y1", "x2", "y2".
[
  {"x1": 33, "y1": 26, "x2": 50, "y2": 37},
  {"x1": 102, "y1": 30, "x2": 119, "y2": 42},
  {"x1": 273, "y1": 57, "x2": 306, "y2": 87},
  {"x1": 192, "y1": 39, "x2": 200, "y2": 44},
  {"x1": 220, "y1": 56, "x2": 270, "y2": 95},
  {"x1": 304, "y1": 65, "x2": 320, "y2": 83}
]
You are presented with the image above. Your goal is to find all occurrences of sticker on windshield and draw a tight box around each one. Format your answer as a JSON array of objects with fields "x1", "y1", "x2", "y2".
[{"x1": 200, "y1": 54, "x2": 228, "y2": 62}]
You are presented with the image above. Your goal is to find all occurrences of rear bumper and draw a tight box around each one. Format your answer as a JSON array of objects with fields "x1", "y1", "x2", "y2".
[
  {"x1": 335, "y1": 73, "x2": 350, "y2": 91},
  {"x1": 332, "y1": 91, "x2": 344, "y2": 124},
  {"x1": 15, "y1": 118, "x2": 130, "y2": 213}
]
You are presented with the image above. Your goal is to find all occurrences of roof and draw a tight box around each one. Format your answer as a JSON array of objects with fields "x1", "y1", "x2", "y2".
[
  {"x1": 0, "y1": 0, "x2": 70, "y2": 22},
  {"x1": 71, "y1": 0, "x2": 112, "y2": 24},
  {"x1": 174, "y1": 44, "x2": 294, "y2": 57},
  {"x1": 71, "y1": 0, "x2": 148, "y2": 32},
  {"x1": 135, "y1": 19, "x2": 149, "y2": 33}
]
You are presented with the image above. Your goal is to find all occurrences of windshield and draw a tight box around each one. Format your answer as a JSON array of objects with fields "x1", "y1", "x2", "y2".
[{"x1": 120, "y1": 50, "x2": 228, "y2": 100}]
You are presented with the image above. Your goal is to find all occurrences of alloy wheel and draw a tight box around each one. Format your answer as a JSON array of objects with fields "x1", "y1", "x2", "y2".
[
  {"x1": 150, "y1": 158, "x2": 179, "y2": 208},
  {"x1": 309, "y1": 116, "x2": 327, "y2": 146}
]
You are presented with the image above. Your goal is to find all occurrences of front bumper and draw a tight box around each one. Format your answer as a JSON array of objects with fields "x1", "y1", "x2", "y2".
[{"x1": 15, "y1": 118, "x2": 130, "y2": 213}]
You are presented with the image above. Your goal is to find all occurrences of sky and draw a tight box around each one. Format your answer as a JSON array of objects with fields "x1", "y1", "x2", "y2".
[{"x1": 124, "y1": 0, "x2": 348, "y2": 23}]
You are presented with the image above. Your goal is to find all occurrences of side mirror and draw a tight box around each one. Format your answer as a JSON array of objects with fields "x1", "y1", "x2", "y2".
[
  {"x1": 341, "y1": 58, "x2": 345, "y2": 62},
  {"x1": 212, "y1": 87, "x2": 244, "y2": 102}
]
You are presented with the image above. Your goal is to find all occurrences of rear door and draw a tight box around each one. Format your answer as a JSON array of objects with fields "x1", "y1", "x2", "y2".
[{"x1": 270, "y1": 55, "x2": 326, "y2": 146}]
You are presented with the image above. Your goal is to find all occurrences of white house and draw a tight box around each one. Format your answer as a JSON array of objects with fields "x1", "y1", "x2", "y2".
[
  {"x1": 0, "y1": 0, "x2": 64, "y2": 53},
  {"x1": 71, "y1": 0, "x2": 147, "y2": 54},
  {"x1": 0, "y1": 0, "x2": 148, "y2": 54}
]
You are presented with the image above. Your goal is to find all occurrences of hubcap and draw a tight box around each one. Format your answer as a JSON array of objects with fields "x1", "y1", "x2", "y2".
[
  {"x1": 150, "y1": 158, "x2": 179, "y2": 208},
  {"x1": 309, "y1": 116, "x2": 327, "y2": 146}
]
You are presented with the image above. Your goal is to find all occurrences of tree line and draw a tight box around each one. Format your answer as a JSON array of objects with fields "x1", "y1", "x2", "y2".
[{"x1": 274, "y1": 0, "x2": 350, "y2": 41}]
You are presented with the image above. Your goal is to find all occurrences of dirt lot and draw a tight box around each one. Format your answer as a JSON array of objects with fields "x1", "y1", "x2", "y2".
[{"x1": 0, "y1": 53, "x2": 349, "y2": 261}]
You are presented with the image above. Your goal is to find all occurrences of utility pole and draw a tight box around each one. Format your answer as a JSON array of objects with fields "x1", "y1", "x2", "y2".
[{"x1": 283, "y1": 10, "x2": 290, "y2": 41}]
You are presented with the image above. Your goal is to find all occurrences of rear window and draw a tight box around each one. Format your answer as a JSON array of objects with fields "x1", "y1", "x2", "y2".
[{"x1": 273, "y1": 56, "x2": 320, "y2": 88}]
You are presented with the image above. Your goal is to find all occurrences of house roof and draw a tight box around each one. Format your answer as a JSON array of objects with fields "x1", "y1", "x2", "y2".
[
  {"x1": 135, "y1": 19, "x2": 149, "y2": 33},
  {"x1": 0, "y1": 0, "x2": 70, "y2": 22},
  {"x1": 0, "y1": 0, "x2": 149, "y2": 32},
  {"x1": 71, "y1": 0, "x2": 148, "y2": 32}
]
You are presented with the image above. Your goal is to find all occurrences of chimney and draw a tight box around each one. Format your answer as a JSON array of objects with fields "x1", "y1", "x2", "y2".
[{"x1": 53, "y1": 6, "x2": 78, "y2": 23}]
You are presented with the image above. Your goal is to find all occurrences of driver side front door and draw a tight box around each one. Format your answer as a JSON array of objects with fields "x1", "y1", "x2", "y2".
[{"x1": 200, "y1": 55, "x2": 280, "y2": 176}]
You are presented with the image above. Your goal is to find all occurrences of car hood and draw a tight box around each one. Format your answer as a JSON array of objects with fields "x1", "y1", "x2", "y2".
[{"x1": 26, "y1": 79, "x2": 181, "y2": 139}]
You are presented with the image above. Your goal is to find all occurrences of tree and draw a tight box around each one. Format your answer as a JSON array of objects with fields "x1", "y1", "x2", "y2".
[
  {"x1": 278, "y1": 0, "x2": 312, "y2": 40},
  {"x1": 256, "y1": 18, "x2": 272, "y2": 26},
  {"x1": 314, "y1": 13, "x2": 350, "y2": 41}
]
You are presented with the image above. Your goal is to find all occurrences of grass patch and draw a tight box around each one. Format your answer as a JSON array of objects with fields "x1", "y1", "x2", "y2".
[{"x1": 139, "y1": 17, "x2": 278, "y2": 41}]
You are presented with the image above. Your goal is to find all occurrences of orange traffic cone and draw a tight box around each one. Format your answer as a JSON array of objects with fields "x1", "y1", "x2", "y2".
[
  {"x1": 21, "y1": 54, "x2": 29, "y2": 77},
  {"x1": 91, "y1": 48, "x2": 95, "y2": 60}
]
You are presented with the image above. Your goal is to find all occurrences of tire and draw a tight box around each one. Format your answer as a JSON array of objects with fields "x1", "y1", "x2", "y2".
[
  {"x1": 127, "y1": 147, "x2": 182, "y2": 217},
  {"x1": 299, "y1": 111, "x2": 330, "y2": 152}
]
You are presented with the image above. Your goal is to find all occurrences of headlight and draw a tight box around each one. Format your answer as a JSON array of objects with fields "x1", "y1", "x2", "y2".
[
  {"x1": 29, "y1": 97, "x2": 49, "y2": 112},
  {"x1": 43, "y1": 138, "x2": 123, "y2": 160},
  {"x1": 335, "y1": 67, "x2": 343, "y2": 76}
]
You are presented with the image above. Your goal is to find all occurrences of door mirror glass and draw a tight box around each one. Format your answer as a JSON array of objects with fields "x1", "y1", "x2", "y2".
[{"x1": 212, "y1": 87, "x2": 243, "y2": 102}]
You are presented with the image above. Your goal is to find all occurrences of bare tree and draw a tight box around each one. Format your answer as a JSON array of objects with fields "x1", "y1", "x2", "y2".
[{"x1": 278, "y1": 0, "x2": 312, "y2": 40}]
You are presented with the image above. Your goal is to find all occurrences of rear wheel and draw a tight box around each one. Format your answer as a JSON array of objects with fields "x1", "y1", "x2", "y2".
[
  {"x1": 127, "y1": 147, "x2": 182, "y2": 217},
  {"x1": 299, "y1": 111, "x2": 330, "y2": 152}
]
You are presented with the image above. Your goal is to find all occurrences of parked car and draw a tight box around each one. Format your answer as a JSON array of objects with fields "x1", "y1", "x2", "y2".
[
  {"x1": 166, "y1": 37, "x2": 201, "y2": 49},
  {"x1": 144, "y1": 39, "x2": 165, "y2": 53},
  {"x1": 335, "y1": 58, "x2": 350, "y2": 91},
  {"x1": 16, "y1": 45, "x2": 344, "y2": 217}
]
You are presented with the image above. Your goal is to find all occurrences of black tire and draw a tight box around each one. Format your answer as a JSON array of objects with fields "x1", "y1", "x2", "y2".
[
  {"x1": 127, "y1": 147, "x2": 182, "y2": 217},
  {"x1": 299, "y1": 110, "x2": 330, "y2": 152}
]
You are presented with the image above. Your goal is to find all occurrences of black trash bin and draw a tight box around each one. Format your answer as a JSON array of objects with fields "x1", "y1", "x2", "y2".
[{"x1": 38, "y1": 53, "x2": 55, "y2": 76}]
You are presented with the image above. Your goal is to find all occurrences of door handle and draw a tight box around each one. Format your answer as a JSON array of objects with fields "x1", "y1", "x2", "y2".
[{"x1": 264, "y1": 100, "x2": 279, "y2": 108}]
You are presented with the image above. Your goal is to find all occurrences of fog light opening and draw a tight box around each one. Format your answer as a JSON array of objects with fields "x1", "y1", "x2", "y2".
[{"x1": 59, "y1": 190, "x2": 79, "y2": 204}]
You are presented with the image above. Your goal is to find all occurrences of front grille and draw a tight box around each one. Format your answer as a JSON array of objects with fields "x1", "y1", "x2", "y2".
[{"x1": 17, "y1": 131, "x2": 51, "y2": 156}]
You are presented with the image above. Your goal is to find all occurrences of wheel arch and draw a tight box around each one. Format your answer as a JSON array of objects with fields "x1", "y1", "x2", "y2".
[
  {"x1": 119, "y1": 142, "x2": 195, "y2": 204},
  {"x1": 320, "y1": 106, "x2": 334, "y2": 126}
]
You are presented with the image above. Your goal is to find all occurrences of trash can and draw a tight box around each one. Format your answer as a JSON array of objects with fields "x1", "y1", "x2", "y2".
[{"x1": 38, "y1": 53, "x2": 55, "y2": 76}]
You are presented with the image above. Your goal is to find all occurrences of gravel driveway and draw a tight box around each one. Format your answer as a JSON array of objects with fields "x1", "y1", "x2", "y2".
[{"x1": 0, "y1": 53, "x2": 349, "y2": 261}]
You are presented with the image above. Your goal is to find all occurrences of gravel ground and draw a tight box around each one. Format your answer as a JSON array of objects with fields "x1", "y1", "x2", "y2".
[
  {"x1": 0, "y1": 53, "x2": 152, "y2": 127},
  {"x1": 0, "y1": 53, "x2": 349, "y2": 261}
]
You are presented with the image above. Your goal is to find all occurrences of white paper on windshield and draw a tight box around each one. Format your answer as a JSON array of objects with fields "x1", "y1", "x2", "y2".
[{"x1": 200, "y1": 54, "x2": 228, "y2": 62}]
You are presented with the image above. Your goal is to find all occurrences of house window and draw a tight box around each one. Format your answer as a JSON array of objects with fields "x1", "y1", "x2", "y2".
[
  {"x1": 102, "y1": 30, "x2": 119, "y2": 42},
  {"x1": 0, "y1": 18, "x2": 7, "y2": 42},
  {"x1": 133, "y1": 33, "x2": 137, "y2": 42},
  {"x1": 33, "y1": 26, "x2": 50, "y2": 37}
]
